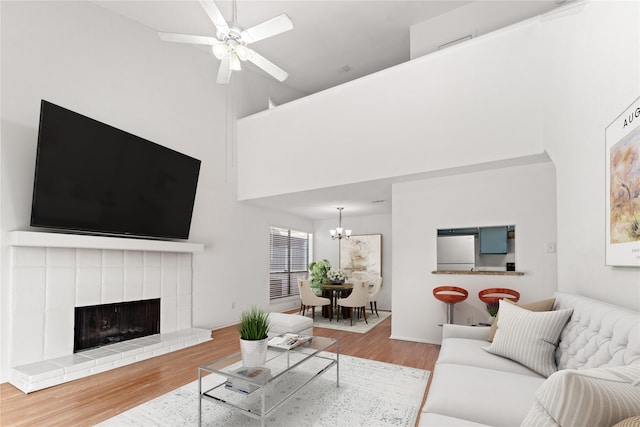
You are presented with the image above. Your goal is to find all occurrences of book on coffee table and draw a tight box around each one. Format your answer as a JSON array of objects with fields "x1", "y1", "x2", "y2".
[
  {"x1": 268, "y1": 333, "x2": 313, "y2": 350},
  {"x1": 225, "y1": 366, "x2": 271, "y2": 394}
]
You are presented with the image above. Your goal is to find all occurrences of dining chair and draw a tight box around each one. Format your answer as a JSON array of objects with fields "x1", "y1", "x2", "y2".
[
  {"x1": 298, "y1": 278, "x2": 332, "y2": 321},
  {"x1": 337, "y1": 281, "x2": 368, "y2": 326},
  {"x1": 367, "y1": 276, "x2": 383, "y2": 317},
  {"x1": 296, "y1": 277, "x2": 305, "y2": 315}
]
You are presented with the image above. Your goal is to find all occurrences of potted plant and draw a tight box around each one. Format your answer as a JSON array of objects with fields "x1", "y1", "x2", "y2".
[
  {"x1": 238, "y1": 306, "x2": 271, "y2": 367},
  {"x1": 485, "y1": 301, "x2": 499, "y2": 324},
  {"x1": 309, "y1": 259, "x2": 332, "y2": 291}
]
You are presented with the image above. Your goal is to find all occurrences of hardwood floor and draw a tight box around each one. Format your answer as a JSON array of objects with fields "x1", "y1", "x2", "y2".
[{"x1": 0, "y1": 313, "x2": 439, "y2": 426}]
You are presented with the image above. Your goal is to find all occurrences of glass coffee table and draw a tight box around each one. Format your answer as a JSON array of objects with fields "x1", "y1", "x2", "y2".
[{"x1": 198, "y1": 335, "x2": 339, "y2": 426}]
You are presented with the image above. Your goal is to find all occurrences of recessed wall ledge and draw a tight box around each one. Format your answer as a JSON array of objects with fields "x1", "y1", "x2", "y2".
[
  {"x1": 7, "y1": 230, "x2": 204, "y2": 253},
  {"x1": 432, "y1": 270, "x2": 524, "y2": 276}
]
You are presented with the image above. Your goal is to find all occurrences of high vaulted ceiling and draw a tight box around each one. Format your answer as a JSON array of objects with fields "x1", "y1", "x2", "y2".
[
  {"x1": 93, "y1": 0, "x2": 561, "y2": 220},
  {"x1": 95, "y1": 0, "x2": 560, "y2": 96}
]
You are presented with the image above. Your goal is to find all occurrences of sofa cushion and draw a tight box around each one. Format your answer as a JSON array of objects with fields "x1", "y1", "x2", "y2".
[
  {"x1": 554, "y1": 292, "x2": 640, "y2": 370},
  {"x1": 437, "y1": 338, "x2": 542, "y2": 377},
  {"x1": 488, "y1": 298, "x2": 556, "y2": 342},
  {"x1": 520, "y1": 365, "x2": 640, "y2": 427},
  {"x1": 486, "y1": 300, "x2": 573, "y2": 377},
  {"x1": 423, "y1": 363, "x2": 545, "y2": 427},
  {"x1": 442, "y1": 324, "x2": 491, "y2": 341},
  {"x1": 419, "y1": 413, "x2": 492, "y2": 427}
]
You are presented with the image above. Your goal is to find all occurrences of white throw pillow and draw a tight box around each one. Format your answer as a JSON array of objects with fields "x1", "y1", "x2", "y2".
[
  {"x1": 486, "y1": 300, "x2": 573, "y2": 377},
  {"x1": 520, "y1": 365, "x2": 640, "y2": 427},
  {"x1": 487, "y1": 298, "x2": 556, "y2": 342}
]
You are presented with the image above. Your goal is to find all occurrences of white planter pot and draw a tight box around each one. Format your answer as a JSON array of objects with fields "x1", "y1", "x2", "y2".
[{"x1": 240, "y1": 338, "x2": 268, "y2": 367}]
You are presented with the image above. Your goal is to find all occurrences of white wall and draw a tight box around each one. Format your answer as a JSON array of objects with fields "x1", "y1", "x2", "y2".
[
  {"x1": 409, "y1": 0, "x2": 556, "y2": 59},
  {"x1": 237, "y1": 18, "x2": 544, "y2": 200},
  {"x1": 392, "y1": 161, "x2": 558, "y2": 343},
  {"x1": 0, "y1": 1, "x2": 309, "y2": 381},
  {"x1": 313, "y1": 213, "x2": 392, "y2": 310},
  {"x1": 539, "y1": 0, "x2": 640, "y2": 309}
]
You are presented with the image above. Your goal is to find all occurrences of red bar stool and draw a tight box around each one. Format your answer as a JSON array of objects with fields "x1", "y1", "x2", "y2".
[
  {"x1": 478, "y1": 288, "x2": 521, "y2": 305},
  {"x1": 433, "y1": 286, "x2": 469, "y2": 324}
]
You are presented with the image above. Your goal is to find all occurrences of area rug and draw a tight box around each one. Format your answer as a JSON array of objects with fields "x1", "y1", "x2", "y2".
[
  {"x1": 306, "y1": 310, "x2": 391, "y2": 334},
  {"x1": 96, "y1": 353, "x2": 429, "y2": 427}
]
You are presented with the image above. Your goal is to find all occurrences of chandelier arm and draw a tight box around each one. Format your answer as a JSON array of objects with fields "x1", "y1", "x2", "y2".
[{"x1": 329, "y1": 207, "x2": 350, "y2": 240}]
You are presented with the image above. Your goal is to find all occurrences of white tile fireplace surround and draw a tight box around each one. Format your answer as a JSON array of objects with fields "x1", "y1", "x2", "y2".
[{"x1": 7, "y1": 231, "x2": 209, "y2": 393}]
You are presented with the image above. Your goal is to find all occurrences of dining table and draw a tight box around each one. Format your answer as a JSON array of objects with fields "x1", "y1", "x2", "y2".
[{"x1": 320, "y1": 283, "x2": 353, "y2": 319}]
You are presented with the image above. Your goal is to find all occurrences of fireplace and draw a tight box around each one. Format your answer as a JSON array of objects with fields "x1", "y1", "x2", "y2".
[{"x1": 74, "y1": 299, "x2": 160, "y2": 353}]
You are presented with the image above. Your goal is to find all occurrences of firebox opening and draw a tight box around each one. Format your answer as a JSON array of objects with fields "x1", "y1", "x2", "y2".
[{"x1": 74, "y1": 299, "x2": 160, "y2": 353}]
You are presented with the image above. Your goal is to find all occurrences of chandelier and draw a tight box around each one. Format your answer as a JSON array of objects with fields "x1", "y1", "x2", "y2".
[{"x1": 330, "y1": 207, "x2": 352, "y2": 240}]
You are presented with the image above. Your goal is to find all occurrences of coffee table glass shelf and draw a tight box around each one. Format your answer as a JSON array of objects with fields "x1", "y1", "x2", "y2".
[{"x1": 198, "y1": 335, "x2": 339, "y2": 427}]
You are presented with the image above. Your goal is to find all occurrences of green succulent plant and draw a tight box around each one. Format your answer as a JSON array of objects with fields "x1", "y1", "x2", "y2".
[{"x1": 238, "y1": 306, "x2": 270, "y2": 340}]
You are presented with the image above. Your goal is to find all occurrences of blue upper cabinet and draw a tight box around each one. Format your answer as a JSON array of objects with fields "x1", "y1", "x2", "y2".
[{"x1": 479, "y1": 226, "x2": 508, "y2": 254}]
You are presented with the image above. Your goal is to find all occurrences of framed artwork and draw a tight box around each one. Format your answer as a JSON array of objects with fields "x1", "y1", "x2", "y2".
[
  {"x1": 605, "y1": 96, "x2": 640, "y2": 267},
  {"x1": 340, "y1": 234, "x2": 382, "y2": 285}
]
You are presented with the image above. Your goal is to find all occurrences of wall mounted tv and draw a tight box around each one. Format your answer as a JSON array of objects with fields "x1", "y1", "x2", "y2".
[{"x1": 30, "y1": 100, "x2": 201, "y2": 240}]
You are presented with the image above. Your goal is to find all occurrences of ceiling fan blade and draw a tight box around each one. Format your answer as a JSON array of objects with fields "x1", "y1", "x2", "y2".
[
  {"x1": 157, "y1": 32, "x2": 222, "y2": 46},
  {"x1": 241, "y1": 14, "x2": 293, "y2": 44},
  {"x1": 199, "y1": 0, "x2": 229, "y2": 35},
  {"x1": 217, "y1": 56, "x2": 232, "y2": 84},
  {"x1": 247, "y1": 49, "x2": 288, "y2": 82}
]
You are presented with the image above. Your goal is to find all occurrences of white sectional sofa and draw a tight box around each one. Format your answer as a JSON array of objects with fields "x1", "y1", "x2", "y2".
[
  {"x1": 420, "y1": 292, "x2": 640, "y2": 427},
  {"x1": 267, "y1": 312, "x2": 313, "y2": 338}
]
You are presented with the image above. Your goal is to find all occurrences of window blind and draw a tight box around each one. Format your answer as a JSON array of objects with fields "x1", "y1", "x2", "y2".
[{"x1": 269, "y1": 227, "x2": 309, "y2": 300}]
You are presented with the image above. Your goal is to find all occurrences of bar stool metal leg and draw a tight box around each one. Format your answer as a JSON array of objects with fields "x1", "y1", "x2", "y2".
[
  {"x1": 446, "y1": 303, "x2": 455, "y2": 324},
  {"x1": 433, "y1": 286, "x2": 469, "y2": 325}
]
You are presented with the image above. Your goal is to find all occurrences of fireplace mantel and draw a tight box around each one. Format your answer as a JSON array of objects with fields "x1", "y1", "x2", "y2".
[{"x1": 8, "y1": 230, "x2": 204, "y2": 253}]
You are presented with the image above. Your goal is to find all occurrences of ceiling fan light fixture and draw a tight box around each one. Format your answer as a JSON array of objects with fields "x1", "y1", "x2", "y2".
[
  {"x1": 234, "y1": 44, "x2": 250, "y2": 61},
  {"x1": 212, "y1": 43, "x2": 230, "y2": 59}
]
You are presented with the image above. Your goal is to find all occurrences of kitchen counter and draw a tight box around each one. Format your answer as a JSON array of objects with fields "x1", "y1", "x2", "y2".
[{"x1": 431, "y1": 270, "x2": 524, "y2": 276}]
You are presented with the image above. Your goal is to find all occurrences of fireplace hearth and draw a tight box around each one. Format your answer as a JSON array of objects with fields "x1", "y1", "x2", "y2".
[{"x1": 74, "y1": 299, "x2": 160, "y2": 353}]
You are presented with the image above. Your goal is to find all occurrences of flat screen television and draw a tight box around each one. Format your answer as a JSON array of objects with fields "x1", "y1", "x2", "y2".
[{"x1": 30, "y1": 100, "x2": 201, "y2": 240}]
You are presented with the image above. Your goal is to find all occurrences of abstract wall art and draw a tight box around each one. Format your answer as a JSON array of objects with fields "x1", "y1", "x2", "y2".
[
  {"x1": 340, "y1": 234, "x2": 382, "y2": 286},
  {"x1": 605, "y1": 96, "x2": 640, "y2": 267}
]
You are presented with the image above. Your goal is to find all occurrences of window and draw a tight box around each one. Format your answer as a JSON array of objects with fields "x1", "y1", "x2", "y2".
[{"x1": 269, "y1": 227, "x2": 309, "y2": 300}]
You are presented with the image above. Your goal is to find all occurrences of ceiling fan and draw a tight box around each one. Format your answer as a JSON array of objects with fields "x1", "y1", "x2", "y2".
[{"x1": 158, "y1": 0, "x2": 293, "y2": 84}]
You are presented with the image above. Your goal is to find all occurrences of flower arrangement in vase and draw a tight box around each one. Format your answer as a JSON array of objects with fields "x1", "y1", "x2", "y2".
[{"x1": 327, "y1": 268, "x2": 348, "y2": 284}]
